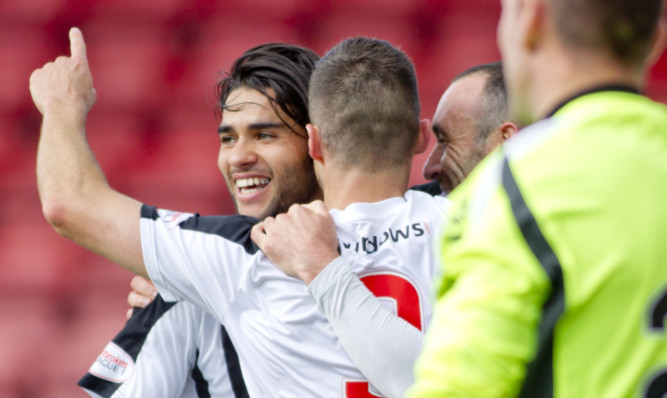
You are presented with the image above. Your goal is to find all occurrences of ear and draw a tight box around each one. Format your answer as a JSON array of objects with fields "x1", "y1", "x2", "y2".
[
  {"x1": 499, "y1": 121, "x2": 519, "y2": 141},
  {"x1": 414, "y1": 119, "x2": 431, "y2": 155},
  {"x1": 521, "y1": 0, "x2": 546, "y2": 52},
  {"x1": 306, "y1": 124, "x2": 323, "y2": 162},
  {"x1": 647, "y1": 8, "x2": 667, "y2": 67},
  {"x1": 484, "y1": 121, "x2": 520, "y2": 153}
]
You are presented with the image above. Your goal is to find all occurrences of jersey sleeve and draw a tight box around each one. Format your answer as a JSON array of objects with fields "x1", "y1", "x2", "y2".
[
  {"x1": 78, "y1": 297, "x2": 199, "y2": 398},
  {"x1": 139, "y1": 205, "x2": 259, "y2": 322},
  {"x1": 309, "y1": 257, "x2": 424, "y2": 398},
  {"x1": 79, "y1": 297, "x2": 243, "y2": 398},
  {"x1": 408, "y1": 155, "x2": 552, "y2": 398}
]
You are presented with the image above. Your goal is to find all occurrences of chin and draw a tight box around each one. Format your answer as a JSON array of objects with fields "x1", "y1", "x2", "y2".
[{"x1": 237, "y1": 205, "x2": 264, "y2": 219}]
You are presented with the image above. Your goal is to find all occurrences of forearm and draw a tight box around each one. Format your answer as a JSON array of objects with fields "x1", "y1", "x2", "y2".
[
  {"x1": 309, "y1": 257, "x2": 423, "y2": 398},
  {"x1": 38, "y1": 100, "x2": 107, "y2": 230},
  {"x1": 37, "y1": 99, "x2": 145, "y2": 277}
]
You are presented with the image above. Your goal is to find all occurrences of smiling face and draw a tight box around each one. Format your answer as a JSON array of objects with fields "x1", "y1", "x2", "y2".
[
  {"x1": 424, "y1": 74, "x2": 492, "y2": 193},
  {"x1": 217, "y1": 86, "x2": 320, "y2": 219}
]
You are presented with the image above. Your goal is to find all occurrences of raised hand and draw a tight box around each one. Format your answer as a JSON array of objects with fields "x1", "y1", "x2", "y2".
[{"x1": 29, "y1": 27, "x2": 96, "y2": 116}]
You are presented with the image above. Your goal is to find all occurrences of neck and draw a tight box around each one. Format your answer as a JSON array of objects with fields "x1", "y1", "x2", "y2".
[
  {"x1": 528, "y1": 48, "x2": 645, "y2": 122},
  {"x1": 318, "y1": 163, "x2": 410, "y2": 210}
]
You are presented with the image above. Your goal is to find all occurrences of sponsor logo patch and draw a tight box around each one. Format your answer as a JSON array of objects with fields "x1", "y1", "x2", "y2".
[
  {"x1": 157, "y1": 209, "x2": 193, "y2": 230},
  {"x1": 88, "y1": 342, "x2": 134, "y2": 383}
]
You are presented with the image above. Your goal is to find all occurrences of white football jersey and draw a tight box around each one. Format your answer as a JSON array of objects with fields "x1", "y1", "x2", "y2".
[{"x1": 141, "y1": 190, "x2": 449, "y2": 397}]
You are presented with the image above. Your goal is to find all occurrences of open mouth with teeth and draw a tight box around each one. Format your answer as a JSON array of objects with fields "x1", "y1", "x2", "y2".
[{"x1": 236, "y1": 177, "x2": 271, "y2": 194}]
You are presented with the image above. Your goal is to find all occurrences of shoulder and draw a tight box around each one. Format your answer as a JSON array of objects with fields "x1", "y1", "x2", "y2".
[
  {"x1": 141, "y1": 205, "x2": 261, "y2": 254},
  {"x1": 141, "y1": 205, "x2": 259, "y2": 233}
]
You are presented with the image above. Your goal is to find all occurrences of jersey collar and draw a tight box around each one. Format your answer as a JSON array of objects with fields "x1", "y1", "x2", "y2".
[{"x1": 546, "y1": 84, "x2": 641, "y2": 118}]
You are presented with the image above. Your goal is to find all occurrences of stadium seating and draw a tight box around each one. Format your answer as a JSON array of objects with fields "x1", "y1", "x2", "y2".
[{"x1": 2, "y1": 1, "x2": 666, "y2": 395}]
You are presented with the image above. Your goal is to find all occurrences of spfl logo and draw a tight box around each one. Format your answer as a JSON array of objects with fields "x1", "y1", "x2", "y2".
[
  {"x1": 157, "y1": 209, "x2": 194, "y2": 230},
  {"x1": 88, "y1": 342, "x2": 134, "y2": 383}
]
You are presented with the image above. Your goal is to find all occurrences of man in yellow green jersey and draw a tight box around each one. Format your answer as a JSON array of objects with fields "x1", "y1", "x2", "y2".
[{"x1": 409, "y1": 0, "x2": 667, "y2": 397}]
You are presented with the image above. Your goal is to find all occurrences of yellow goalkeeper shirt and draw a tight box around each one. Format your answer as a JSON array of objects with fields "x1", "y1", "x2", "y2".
[{"x1": 409, "y1": 88, "x2": 667, "y2": 398}]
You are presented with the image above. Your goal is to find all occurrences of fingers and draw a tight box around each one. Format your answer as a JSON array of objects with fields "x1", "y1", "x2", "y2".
[
  {"x1": 127, "y1": 275, "x2": 155, "y2": 319},
  {"x1": 128, "y1": 291, "x2": 153, "y2": 308},
  {"x1": 251, "y1": 216, "x2": 275, "y2": 247},
  {"x1": 300, "y1": 200, "x2": 329, "y2": 216},
  {"x1": 262, "y1": 216, "x2": 276, "y2": 230},
  {"x1": 69, "y1": 27, "x2": 87, "y2": 61},
  {"x1": 250, "y1": 222, "x2": 266, "y2": 247},
  {"x1": 129, "y1": 275, "x2": 157, "y2": 300}
]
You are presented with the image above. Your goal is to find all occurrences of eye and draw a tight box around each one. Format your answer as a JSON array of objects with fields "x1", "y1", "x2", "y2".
[
  {"x1": 432, "y1": 127, "x2": 447, "y2": 146},
  {"x1": 219, "y1": 134, "x2": 237, "y2": 145},
  {"x1": 437, "y1": 130, "x2": 454, "y2": 147},
  {"x1": 257, "y1": 131, "x2": 276, "y2": 140}
]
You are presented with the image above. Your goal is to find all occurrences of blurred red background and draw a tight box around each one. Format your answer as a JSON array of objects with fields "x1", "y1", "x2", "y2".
[{"x1": 1, "y1": 1, "x2": 665, "y2": 396}]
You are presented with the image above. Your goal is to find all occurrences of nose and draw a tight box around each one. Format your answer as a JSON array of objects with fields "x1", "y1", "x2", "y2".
[
  {"x1": 422, "y1": 144, "x2": 444, "y2": 181},
  {"x1": 226, "y1": 138, "x2": 258, "y2": 169}
]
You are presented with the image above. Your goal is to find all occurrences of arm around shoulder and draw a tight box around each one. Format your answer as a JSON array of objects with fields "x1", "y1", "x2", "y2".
[{"x1": 309, "y1": 257, "x2": 424, "y2": 398}]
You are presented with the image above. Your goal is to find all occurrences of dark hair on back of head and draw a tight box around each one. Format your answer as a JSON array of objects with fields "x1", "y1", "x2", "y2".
[
  {"x1": 308, "y1": 37, "x2": 421, "y2": 169},
  {"x1": 215, "y1": 43, "x2": 320, "y2": 133},
  {"x1": 550, "y1": 0, "x2": 663, "y2": 66},
  {"x1": 453, "y1": 61, "x2": 514, "y2": 142}
]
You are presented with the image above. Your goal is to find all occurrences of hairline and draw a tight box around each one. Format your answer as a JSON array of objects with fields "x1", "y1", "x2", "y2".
[{"x1": 451, "y1": 67, "x2": 507, "y2": 144}]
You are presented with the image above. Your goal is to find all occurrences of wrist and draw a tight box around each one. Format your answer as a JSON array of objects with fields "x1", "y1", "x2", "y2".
[
  {"x1": 299, "y1": 251, "x2": 341, "y2": 285},
  {"x1": 43, "y1": 97, "x2": 88, "y2": 120}
]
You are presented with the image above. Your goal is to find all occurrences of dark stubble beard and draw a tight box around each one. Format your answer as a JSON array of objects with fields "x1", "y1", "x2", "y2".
[{"x1": 255, "y1": 155, "x2": 320, "y2": 220}]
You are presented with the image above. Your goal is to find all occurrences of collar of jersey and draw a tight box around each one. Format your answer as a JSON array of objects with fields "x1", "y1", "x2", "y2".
[
  {"x1": 329, "y1": 195, "x2": 408, "y2": 223},
  {"x1": 546, "y1": 84, "x2": 640, "y2": 118}
]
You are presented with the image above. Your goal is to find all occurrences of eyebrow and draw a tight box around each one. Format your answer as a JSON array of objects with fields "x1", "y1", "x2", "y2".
[
  {"x1": 249, "y1": 122, "x2": 287, "y2": 131},
  {"x1": 218, "y1": 122, "x2": 286, "y2": 134}
]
